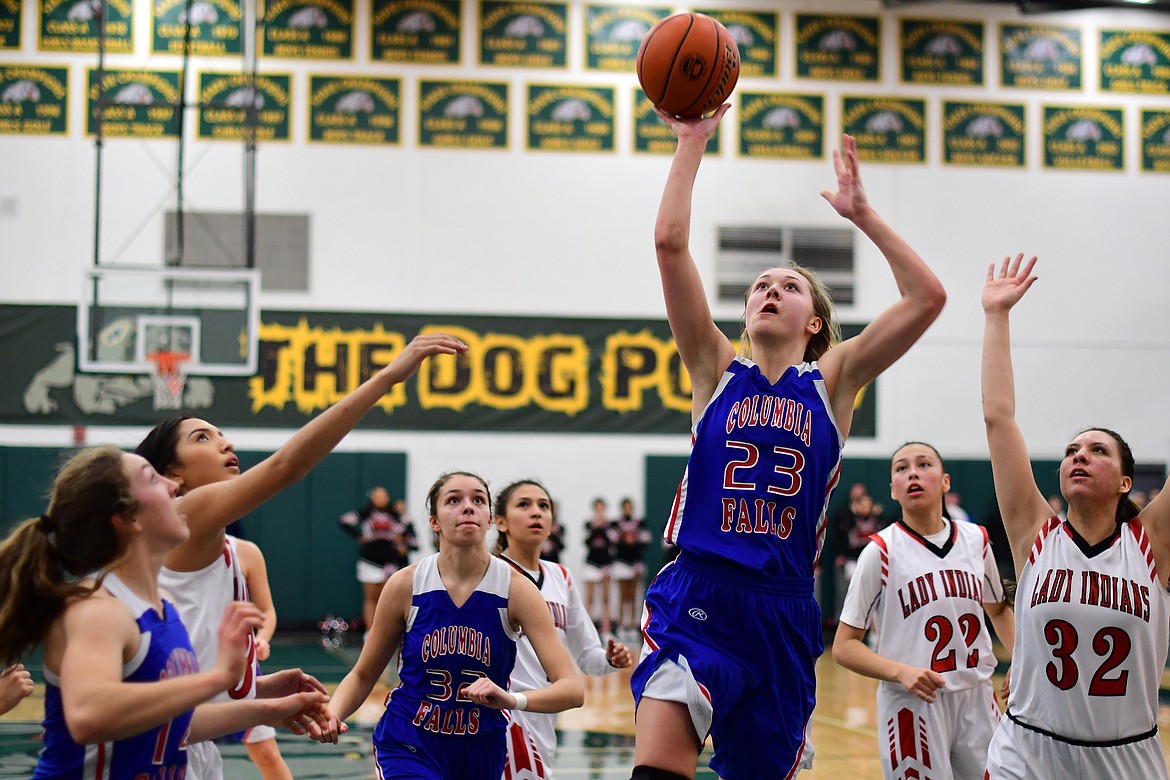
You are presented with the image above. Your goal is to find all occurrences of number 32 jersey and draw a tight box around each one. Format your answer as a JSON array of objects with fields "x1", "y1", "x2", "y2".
[
  {"x1": 665, "y1": 357, "x2": 843, "y2": 578},
  {"x1": 1009, "y1": 517, "x2": 1170, "y2": 741}
]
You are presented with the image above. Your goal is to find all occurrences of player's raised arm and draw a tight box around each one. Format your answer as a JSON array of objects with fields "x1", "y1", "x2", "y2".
[
  {"x1": 653, "y1": 105, "x2": 737, "y2": 416},
  {"x1": 980, "y1": 254, "x2": 1050, "y2": 571},
  {"x1": 817, "y1": 136, "x2": 946, "y2": 437}
]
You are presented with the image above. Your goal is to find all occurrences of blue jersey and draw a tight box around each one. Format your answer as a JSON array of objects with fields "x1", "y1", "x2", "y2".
[
  {"x1": 378, "y1": 554, "x2": 519, "y2": 743},
  {"x1": 665, "y1": 357, "x2": 843, "y2": 579},
  {"x1": 34, "y1": 573, "x2": 200, "y2": 780}
]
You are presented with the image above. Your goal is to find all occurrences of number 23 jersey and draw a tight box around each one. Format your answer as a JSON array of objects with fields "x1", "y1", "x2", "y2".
[
  {"x1": 1009, "y1": 517, "x2": 1170, "y2": 741},
  {"x1": 665, "y1": 357, "x2": 843, "y2": 578}
]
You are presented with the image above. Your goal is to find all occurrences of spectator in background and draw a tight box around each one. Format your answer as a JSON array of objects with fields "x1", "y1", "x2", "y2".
[
  {"x1": 944, "y1": 491, "x2": 971, "y2": 523},
  {"x1": 1046, "y1": 493, "x2": 1067, "y2": 521},
  {"x1": 390, "y1": 498, "x2": 419, "y2": 566},
  {"x1": 611, "y1": 497, "x2": 652, "y2": 638},
  {"x1": 542, "y1": 501, "x2": 566, "y2": 564},
  {"x1": 833, "y1": 492, "x2": 884, "y2": 620},
  {"x1": 339, "y1": 487, "x2": 414, "y2": 638},
  {"x1": 583, "y1": 498, "x2": 616, "y2": 635}
]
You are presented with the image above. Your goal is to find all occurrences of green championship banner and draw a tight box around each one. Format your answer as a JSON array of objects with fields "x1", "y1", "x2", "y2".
[
  {"x1": 86, "y1": 68, "x2": 180, "y2": 137},
  {"x1": 1000, "y1": 23, "x2": 1081, "y2": 90},
  {"x1": 697, "y1": 9, "x2": 777, "y2": 78},
  {"x1": 40, "y1": 0, "x2": 133, "y2": 52},
  {"x1": 309, "y1": 75, "x2": 400, "y2": 145},
  {"x1": 198, "y1": 72, "x2": 292, "y2": 141},
  {"x1": 1099, "y1": 29, "x2": 1170, "y2": 95},
  {"x1": 842, "y1": 96, "x2": 926, "y2": 164},
  {"x1": 1, "y1": 305, "x2": 877, "y2": 438},
  {"x1": 526, "y1": 84, "x2": 614, "y2": 152},
  {"x1": 152, "y1": 0, "x2": 242, "y2": 56},
  {"x1": 0, "y1": 65, "x2": 69, "y2": 135},
  {"x1": 372, "y1": 0, "x2": 461, "y2": 64},
  {"x1": 738, "y1": 92, "x2": 824, "y2": 160},
  {"x1": 1141, "y1": 109, "x2": 1170, "y2": 173},
  {"x1": 899, "y1": 18, "x2": 984, "y2": 86},
  {"x1": 0, "y1": 0, "x2": 22, "y2": 49},
  {"x1": 585, "y1": 5, "x2": 668, "y2": 72},
  {"x1": 418, "y1": 79, "x2": 508, "y2": 149},
  {"x1": 479, "y1": 1, "x2": 567, "y2": 68},
  {"x1": 1043, "y1": 105, "x2": 1124, "y2": 171},
  {"x1": 795, "y1": 14, "x2": 880, "y2": 82},
  {"x1": 262, "y1": 0, "x2": 353, "y2": 59},
  {"x1": 632, "y1": 88, "x2": 720, "y2": 155},
  {"x1": 942, "y1": 101, "x2": 1025, "y2": 168}
]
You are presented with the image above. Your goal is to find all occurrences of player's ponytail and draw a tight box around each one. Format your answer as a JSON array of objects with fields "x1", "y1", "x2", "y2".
[{"x1": 0, "y1": 445, "x2": 136, "y2": 665}]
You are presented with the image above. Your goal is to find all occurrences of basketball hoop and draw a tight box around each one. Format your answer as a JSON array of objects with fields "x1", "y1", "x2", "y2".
[{"x1": 146, "y1": 351, "x2": 190, "y2": 410}]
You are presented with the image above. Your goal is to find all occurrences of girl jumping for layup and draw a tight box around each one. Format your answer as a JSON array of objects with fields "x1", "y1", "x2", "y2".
[
  {"x1": 0, "y1": 446, "x2": 326, "y2": 779},
  {"x1": 135, "y1": 332, "x2": 468, "y2": 779},
  {"x1": 833, "y1": 442, "x2": 1015, "y2": 779},
  {"x1": 494, "y1": 479, "x2": 633, "y2": 779},
  {"x1": 629, "y1": 107, "x2": 946, "y2": 780},
  {"x1": 315, "y1": 472, "x2": 584, "y2": 779},
  {"x1": 982, "y1": 255, "x2": 1170, "y2": 779}
]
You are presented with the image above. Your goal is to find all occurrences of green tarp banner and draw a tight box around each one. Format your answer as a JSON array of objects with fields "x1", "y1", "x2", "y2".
[{"x1": 2, "y1": 304, "x2": 875, "y2": 436}]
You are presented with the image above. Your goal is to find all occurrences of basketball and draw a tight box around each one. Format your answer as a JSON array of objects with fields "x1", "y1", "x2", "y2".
[{"x1": 636, "y1": 12, "x2": 741, "y2": 119}]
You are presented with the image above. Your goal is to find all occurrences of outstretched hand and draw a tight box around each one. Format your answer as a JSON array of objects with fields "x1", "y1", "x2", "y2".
[
  {"x1": 385, "y1": 333, "x2": 469, "y2": 385},
  {"x1": 820, "y1": 135, "x2": 870, "y2": 221},
  {"x1": 983, "y1": 254, "x2": 1038, "y2": 314},
  {"x1": 653, "y1": 104, "x2": 729, "y2": 143}
]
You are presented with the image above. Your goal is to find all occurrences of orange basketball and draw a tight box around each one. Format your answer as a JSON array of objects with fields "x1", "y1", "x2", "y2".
[{"x1": 636, "y1": 12, "x2": 741, "y2": 119}]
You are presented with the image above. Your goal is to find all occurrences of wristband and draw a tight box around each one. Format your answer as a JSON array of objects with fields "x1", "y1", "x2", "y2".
[{"x1": 512, "y1": 692, "x2": 528, "y2": 711}]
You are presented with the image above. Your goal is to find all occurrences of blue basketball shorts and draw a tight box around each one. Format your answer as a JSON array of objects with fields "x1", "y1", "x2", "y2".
[
  {"x1": 630, "y1": 553, "x2": 823, "y2": 779},
  {"x1": 373, "y1": 712, "x2": 506, "y2": 779}
]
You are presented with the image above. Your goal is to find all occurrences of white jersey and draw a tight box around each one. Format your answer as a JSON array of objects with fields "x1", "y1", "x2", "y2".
[
  {"x1": 159, "y1": 535, "x2": 258, "y2": 780},
  {"x1": 1007, "y1": 516, "x2": 1170, "y2": 742},
  {"x1": 500, "y1": 556, "x2": 615, "y2": 779},
  {"x1": 839, "y1": 519, "x2": 1003, "y2": 691}
]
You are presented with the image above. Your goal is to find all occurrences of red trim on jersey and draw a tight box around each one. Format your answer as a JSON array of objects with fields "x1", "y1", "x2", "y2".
[
  {"x1": 870, "y1": 533, "x2": 889, "y2": 584},
  {"x1": 783, "y1": 737, "x2": 807, "y2": 780},
  {"x1": 641, "y1": 605, "x2": 658, "y2": 651},
  {"x1": 696, "y1": 681, "x2": 712, "y2": 706},
  {"x1": 372, "y1": 743, "x2": 386, "y2": 780},
  {"x1": 1028, "y1": 516, "x2": 1063, "y2": 566},
  {"x1": 95, "y1": 741, "x2": 107, "y2": 780},
  {"x1": 509, "y1": 722, "x2": 532, "y2": 773},
  {"x1": 1127, "y1": 519, "x2": 1159, "y2": 583},
  {"x1": 897, "y1": 707, "x2": 917, "y2": 760},
  {"x1": 814, "y1": 460, "x2": 843, "y2": 569},
  {"x1": 557, "y1": 563, "x2": 569, "y2": 581},
  {"x1": 664, "y1": 477, "x2": 684, "y2": 543}
]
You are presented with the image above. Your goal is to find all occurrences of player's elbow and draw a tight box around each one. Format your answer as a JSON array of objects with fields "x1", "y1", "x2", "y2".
[
  {"x1": 66, "y1": 709, "x2": 110, "y2": 745},
  {"x1": 654, "y1": 220, "x2": 688, "y2": 257}
]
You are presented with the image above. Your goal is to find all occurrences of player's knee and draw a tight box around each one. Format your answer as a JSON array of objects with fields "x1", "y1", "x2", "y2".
[{"x1": 630, "y1": 765, "x2": 691, "y2": 780}]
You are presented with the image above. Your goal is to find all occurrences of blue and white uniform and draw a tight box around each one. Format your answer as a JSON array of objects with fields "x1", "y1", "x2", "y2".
[
  {"x1": 632, "y1": 357, "x2": 842, "y2": 779},
  {"x1": 34, "y1": 573, "x2": 200, "y2": 780},
  {"x1": 374, "y1": 554, "x2": 520, "y2": 779}
]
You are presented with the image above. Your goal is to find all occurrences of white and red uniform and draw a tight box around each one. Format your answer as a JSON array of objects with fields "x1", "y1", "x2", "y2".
[
  {"x1": 159, "y1": 535, "x2": 258, "y2": 780},
  {"x1": 987, "y1": 516, "x2": 1170, "y2": 779},
  {"x1": 500, "y1": 556, "x2": 618, "y2": 780},
  {"x1": 840, "y1": 519, "x2": 1004, "y2": 780}
]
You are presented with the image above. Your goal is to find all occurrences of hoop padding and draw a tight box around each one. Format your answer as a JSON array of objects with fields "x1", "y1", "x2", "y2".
[{"x1": 146, "y1": 351, "x2": 190, "y2": 410}]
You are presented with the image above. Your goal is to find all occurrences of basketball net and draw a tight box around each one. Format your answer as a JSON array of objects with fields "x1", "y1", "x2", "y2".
[{"x1": 146, "y1": 351, "x2": 190, "y2": 410}]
